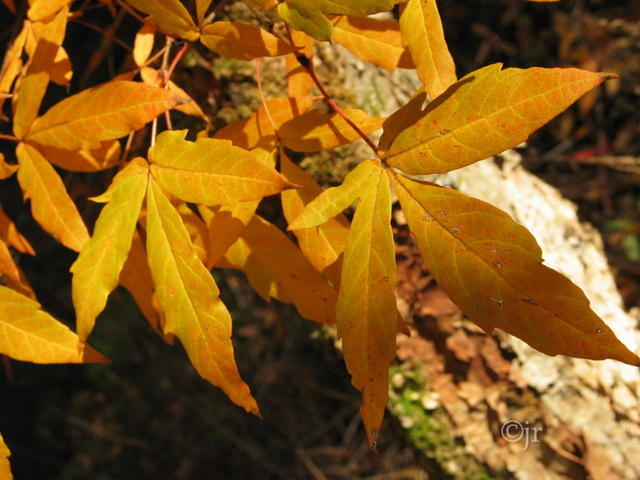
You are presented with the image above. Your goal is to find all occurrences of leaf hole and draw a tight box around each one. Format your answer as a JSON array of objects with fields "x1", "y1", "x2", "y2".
[
  {"x1": 451, "y1": 227, "x2": 461, "y2": 235},
  {"x1": 383, "y1": 276, "x2": 389, "y2": 282},
  {"x1": 595, "y1": 328, "x2": 604, "y2": 334},
  {"x1": 487, "y1": 296, "x2": 503, "y2": 306},
  {"x1": 492, "y1": 261, "x2": 502, "y2": 268},
  {"x1": 437, "y1": 211, "x2": 446, "y2": 217},
  {"x1": 490, "y1": 248, "x2": 505, "y2": 254}
]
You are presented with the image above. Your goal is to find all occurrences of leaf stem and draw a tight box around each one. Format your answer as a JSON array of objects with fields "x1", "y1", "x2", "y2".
[{"x1": 0, "y1": 133, "x2": 18, "y2": 142}]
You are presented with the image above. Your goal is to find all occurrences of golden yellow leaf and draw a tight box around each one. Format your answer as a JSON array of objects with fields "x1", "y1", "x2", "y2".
[
  {"x1": 148, "y1": 130, "x2": 293, "y2": 205},
  {"x1": 222, "y1": 215, "x2": 338, "y2": 324},
  {"x1": 288, "y1": 159, "x2": 379, "y2": 230},
  {"x1": 281, "y1": 150, "x2": 349, "y2": 272},
  {"x1": 378, "y1": 88, "x2": 426, "y2": 154},
  {"x1": 391, "y1": 172, "x2": 640, "y2": 366},
  {"x1": 37, "y1": 141, "x2": 121, "y2": 172},
  {"x1": 133, "y1": 24, "x2": 155, "y2": 67},
  {"x1": 0, "y1": 24, "x2": 27, "y2": 118},
  {"x1": 26, "y1": 80, "x2": 182, "y2": 150},
  {"x1": 0, "y1": 206, "x2": 35, "y2": 255},
  {"x1": 336, "y1": 160, "x2": 396, "y2": 447},
  {"x1": 214, "y1": 97, "x2": 315, "y2": 150},
  {"x1": 0, "y1": 154, "x2": 18, "y2": 180},
  {"x1": 71, "y1": 158, "x2": 148, "y2": 343},
  {"x1": 279, "y1": 108, "x2": 385, "y2": 152},
  {"x1": 16, "y1": 143, "x2": 89, "y2": 252},
  {"x1": 177, "y1": 202, "x2": 209, "y2": 263},
  {"x1": 331, "y1": 16, "x2": 414, "y2": 71},
  {"x1": 386, "y1": 64, "x2": 615, "y2": 175},
  {"x1": 126, "y1": 0, "x2": 199, "y2": 41},
  {"x1": 196, "y1": 0, "x2": 213, "y2": 24},
  {"x1": 399, "y1": 0, "x2": 456, "y2": 98},
  {"x1": 0, "y1": 239, "x2": 35, "y2": 298},
  {"x1": 286, "y1": 30, "x2": 314, "y2": 98},
  {"x1": 27, "y1": 0, "x2": 70, "y2": 21},
  {"x1": 0, "y1": 432, "x2": 13, "y2": 480},
  {"x1": 0, "y1": 286, "x2": 108, "y2": 364},
  {"x1": 146, "y1": 179, "x2": 259, "y2": 414},
  {"x1": 201, "y1": 22, "x2": 296, "y2": 60}
]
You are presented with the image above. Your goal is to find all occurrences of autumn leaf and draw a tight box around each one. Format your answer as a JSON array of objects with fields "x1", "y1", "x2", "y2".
[
  {"x1": 0, "y1": 286, "x2": 108, "y2": 364},
  {"x1": 0, "y1": 24, "x2": 26, "y2": 118},
  {"x1": 391, "y1": 172, "x2": 640, "y2": 366},
  {"x1": 133, "y1": 24, "x2": 155, "y2": 67},
  {"x1": 145, "y1": 178, "x2": 260, "y2": 414},
  {"x1": 0, "y1": 206, "x2": 35, "y2": 255},
  {"x1": 378, "y1": 88, "x2": 427, "y2": 154},
  {"x1": 0, "y1": 154, "x2": 18, "y2": 179},
  {"x1": 148, "y1": 130, "x2": 293, "y2": 205},
  {"x1": 331, "y1": 16, "x2": 414, "y2": 71},
  {"x1": 140, "y1": 67, "x2": 208, "y2": 121},
  {"x1": 386, "y1": 64, "x2": 615, "y2": 174},
  {"x1": 126, "y1": 0, "x2": 199, "y2": 41},
  {"x1": 16, "y1": 143, "x2": 89, "y2": 252},
  {"x1": 36, "y1": 141, "x2": 121, "y2": 172},
  {"x1": 71, "y1": 158, "x2": 148, "y2": 343},
  {"x1": 336, "y1": 160, "x2": 396, "y2": 447},
  {"x1": 0, "y1": 433, "x2": 13, "y2": 480},
  {"x1": 196, "y1": 0, "x2": 213, "y2": 24},
  {"x1": 0, "y1": 239, "x2": 35, "y2": 298},
  {"x1": 27, "y1": 0, "x2": 70, "y2": 21},
  {"x1": 399, "y1": 0, "x2": 456, "y2": 98},
  {"x1": 286, "y1": 30, "x2": 314, "y2": 97},
  {"x1": 279, "y1": 108, "x2": 385, "y2": 152},
  {"x1": 201, "y1": 22, "x2": 297, "y2": 60},
  {"x1": 25, "y1": 80, "x2": 183, "y2": 150}
]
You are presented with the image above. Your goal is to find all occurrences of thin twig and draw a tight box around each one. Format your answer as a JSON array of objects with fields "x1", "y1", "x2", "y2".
[
  {"x1": 68, "y1": 17, "x2": 132, "y2": 51},
  {"x1": 0, "y1": 133, "x2": 18, "y2": 142}
]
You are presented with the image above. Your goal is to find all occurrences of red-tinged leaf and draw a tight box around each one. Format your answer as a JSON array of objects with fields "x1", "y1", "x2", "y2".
[
  {"x1": 145, "y1": 179, "x2": 259, "y2": 414},
  {"x1": 71, "y1": 158, "x2": 148, "y2": 343},
  {"x1": 133, "y1": 24, "x2": 155, "y2": 67},
  {"x1": 140, "y1": 67, "x2": 208, "y2": 122},
  {"x1": 331, "y1": 16, "x2": 414, "y2": 71},
  {"x1": 399, "y1": 0, "x2": 456, "y2": 98},
  {"x1": 286, "y1": 30, "x2": 314, "y2": 98},
  {"x1": 391, "y1": 172, "x2": 640, "y2": 366},
  {"x1": 27, "y1": 0, "x2": 70, "y2": 21},
  {"x1": 37, "y1": 141, "x2": 120, "y2": 172},
  {"x1": 25, "y1": 80, "x2": 182, "y2": 150},
  {"x1": 126, "y1": 0, "x2": 199, "y2": 41},
  {"x1": 288, "y1": 159, "x2": 380, "y2": 230},
  {"x1": 119, "y1": 231, "x2": 162, "y2": 332},
  {"x1": 0, "y1": 154, "x2": 18, "y2": 180},
  {"x1": 0, "y1": 206, "x2": 35, "y2": 255},
  {"x1": 222, "y1": 215, "x2": 338, "y2": 324},
  {"x1": 378, "y1": 88, "x2": 427, "y2": 154},
  {"x1": 386, "y1": 64, "x2": 616, "y2": 175},
  {"x1": 0, "y1": 433, "x2": 12, "y2": 480},
  {"x1": 336, "y1": 160, "x2": 396, "y2": 447},
  {"x1": 214, "y1": 97, "x2": 315, "y2": 150},
  {"x1": 0, "y1": 286, "x2": 108, "y2": 364},
  {"x1": 201, "y1": 22, "x2": 296, "y2": 60},
  {"x1": 148, "y1": 130, "x2": 293, "y2": 205},
  {"x1": 16, "y1": 143, "x2": 89, "y2": 252},
  {"x1": 281, "y1": 150, "x2": 349, "y2": 272},
  {"x1": 13, "y1": 6, "x2": 68, "y2": 139},
  {"x1": 0, "y1": 239, "x2": 35, "y2": 298},
  {"x1": 279, "y1": 108, "x2": 385, "y2": 152}
]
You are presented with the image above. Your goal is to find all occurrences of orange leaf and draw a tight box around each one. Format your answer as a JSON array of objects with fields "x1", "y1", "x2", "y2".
[
  {"x1": 201, "y1": 22, "x2": 296, "y2": 60},
  {"x1": 336, "y1": 160, "x2": 396, "y2": 447},
  {"x1": 279, "y1": 108, "x2": 384, "y2": 152},
  {"x1": 27, "y1": 0, "x2": 70, "y2": 21},
  {"x1": 281, "y1": 150, "x2": 349, "y2": 272},
  {"x1": 37, "y1": 141, "x2": 121, "y2": 172},
  {"x1": 221, "y1": 215, "x2": 338, "y2": 324},
  {"x1": 133, "y1": 24, "x2": 155, "y2": 67},
  {"x1": 0, "y1": 206, "x2": 35, "y2": 255},
  {"x1": 331, "y1": 15, "x2": 414, "y2": 71},
  {"x1": 378, "y1": 87, "x2": 426, "y2": 154},
  {"x1": 126, "y1": 0, "x2": 199, "y2": 41},
  {"x1": 0, "y1": 24, "x2": 27, "y2": 118},
  {"x1": 71, "y1": 158, "x2": 148, "y2": 343},
  {"x1": 196, "y1": 0, "x2": 213, "y2": 24},
  {"x1": 0, "y1": 154, "x2": 18, "y2": 180},
  {"x1": 386, "y1": 64, "x2": 615, "y2": 174},
  {"x1": 399, "y1": 0, "x2": 456, "y2": 98},
  {"x1": 0, "y1": 239, "x2": 35, "y2": 298},
  {"x1": 0, "y1": 286, "x2": 108, "y2": 364},
  {"x1": 214, "y1": 97, "x2": 315, "y2": 150},
  {"x1": 25, "y1": 80, "x2": 182, "y2": 150},
  {"x1": 0, "y1": 433, "x2": 12, "y2": 480},
  {"x1": 16, "y1": 143, "x2": 89, "y2": 252},
  {"x1": 286, "y1": 30, "x2": 314, "y2": 97},
  {"x1": 391, "y1": 172, "x2": 640, "y2": 366},
  {"x1": 148, "y1": 130, "x2": 293, "y2": 205},
  {"x1": 140, "y1": 67, "x2": 208, "y2": 122},
  {"x1": 145, "y1": 178, "x2": 260, "y2": 414}
]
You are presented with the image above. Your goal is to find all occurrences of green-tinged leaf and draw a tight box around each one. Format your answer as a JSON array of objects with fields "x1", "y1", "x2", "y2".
[
  {"x1": 16, "y1": 143, "x2": 89, "y2": 252},
  {"x1": 145, "y1": 179, "x2": 260, "y2": 414},
  {"x1": 279, "y1": 108, "x2": 384, "y2": 152},
  {"x1": 0, "y1": 154, "x2": 18, "y2": 179},
  {"x1": 399, "y1": 0, "x2": 456, "y2": 98},
  {"x1": 71, "y1": 158, "x2": 148, "y2": 343},
  {"x1": 281, "y1": 150, "x2": 349, "y2": 272},
  {"x1": 288, "y1": 159, "x2": 379, "y2": 230},
  {"x1": 392, "y1": 172, "x2": 640, "y2": 366},
  {"x1": 221, "y1": 215, "x2": 338, "y2": 324},
  {"x1": 0, "y1": 433, "x2": 12, "y2": 480},
  {"x1": 0, "y1": 206, "x2": 35, "y2": 255},
  {"x1": 25, "y1": 80, "x2": 182, "y2": 150},
  {"x1": 331, "y1": 16, "x2": 414, "y2": 71},
  {"x1": 214, "y1": 97, "x2": 315, "y2": 150},
  {"x1": 0, "y1": 286, "x2": 108, "y2": 364},
  {"x1": 0, "y1": 239, "x2": 35, "y2": 298},
  {"x1": 126, "y1": 0, "x2": 199, "y2": 41},
  {"x1": 201, "y1": 22, "x2": 296, "y2": 60},
  {"x1": 386, "y1": 64, "x2": 615, "y2": 174},
  {"x1": 37, "y1": 141, "x2": 121, "y2": 172},
  {"x1": 148, "y1": 130, "x2": 293, "y2": 205},
  {"x1": 336, "y1": 160, "x2": 396, "y2": 447}
]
